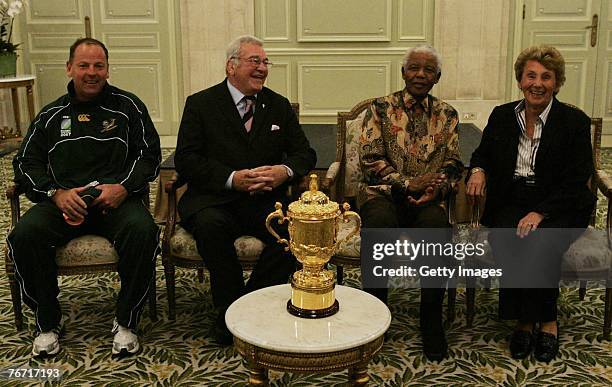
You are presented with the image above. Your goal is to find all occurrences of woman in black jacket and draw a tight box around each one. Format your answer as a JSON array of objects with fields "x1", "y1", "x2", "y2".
[{"x1": 466, "y1": 45, "x2": 595, "y2": 362}]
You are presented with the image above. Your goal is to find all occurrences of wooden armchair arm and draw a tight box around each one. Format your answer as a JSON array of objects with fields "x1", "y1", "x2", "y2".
[
  {"x1": 6, "y1": 184, "x2": 24, "y2": 227},
  {"x1": 164, "y1": 172, "x2": 187, "y2": 194},
  {"x1": 596, "y1": 169, "x2": 612, "y2": 199},
  {"x1": 320, "y1": 161, "x2": 341, "y2": 194}
]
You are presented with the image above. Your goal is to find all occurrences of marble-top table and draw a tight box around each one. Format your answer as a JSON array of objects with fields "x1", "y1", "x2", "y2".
[
  {"x1": 226, "y1": 284, "x2": 391, "y2": 386},
  {"x1": 0, "y1": 75, "x2": 36, "y2": 138}
]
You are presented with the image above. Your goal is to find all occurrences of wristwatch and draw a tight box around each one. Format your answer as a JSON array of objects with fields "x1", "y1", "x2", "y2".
[
  {"x1": 470, "y1": 167, "x2": 485, "y2": 176},
  {"x1": 47, "y1": 188, "x2": 57, "y2": 198}
]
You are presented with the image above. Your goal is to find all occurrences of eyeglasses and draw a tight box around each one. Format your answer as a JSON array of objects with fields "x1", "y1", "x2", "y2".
[{"x1": 234, "y1": 56, "x2": 273, "y2": 67}]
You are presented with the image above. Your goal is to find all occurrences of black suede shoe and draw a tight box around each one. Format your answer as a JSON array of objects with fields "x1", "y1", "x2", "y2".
[
  {"x1": 509, "y1": 330, "x2": 534, "y2": 359},
  {"x1": 212, "y1": 309, "x2": 233, "y2": 346},
  {"x1": 534, "y1": 330, "x2": 559, "y2": 362}
]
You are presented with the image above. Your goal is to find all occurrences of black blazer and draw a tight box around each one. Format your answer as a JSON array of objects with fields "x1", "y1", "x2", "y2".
[
  {"x1": 469, "y1": 98, "x2": 595, "y2": 226},
  {"x1": 175, "y1": 80, "x2": 317, "y2": 221}
]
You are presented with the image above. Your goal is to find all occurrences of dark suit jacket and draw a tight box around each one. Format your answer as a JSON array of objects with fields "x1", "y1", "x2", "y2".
[
  {"x1": 175, "y1": 80, "x2": 317, "y2": 221},
  {"x1": 469, "y1": 98, "x2": 596, "y2": 227}
]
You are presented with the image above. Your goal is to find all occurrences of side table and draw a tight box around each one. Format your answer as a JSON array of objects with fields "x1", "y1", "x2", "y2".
[
  {"x1": 226, "y1": 284, "x2": 391, "y2": 386},
  {"x1": 0, "y1": 75, "x2": 36, "y2": 137}
]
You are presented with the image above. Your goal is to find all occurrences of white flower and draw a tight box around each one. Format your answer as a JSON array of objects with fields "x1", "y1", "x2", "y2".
[{"x1": 7, "y1": 1, "x2": 23, "y2": 17}]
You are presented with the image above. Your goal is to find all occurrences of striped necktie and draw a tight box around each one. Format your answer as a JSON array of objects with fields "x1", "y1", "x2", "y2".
[{"x1": 242, "y1": 96, "x2": 256, "y2": 132}]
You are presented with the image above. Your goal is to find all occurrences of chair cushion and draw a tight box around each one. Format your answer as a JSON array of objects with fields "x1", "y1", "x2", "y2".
[
  {"x1": 55, "y1": 235, "x2": 118, "y2": 267},
  {"x1": 335, "y1": 217, "x2": 361, "y2": 258},
  {"x1": 344, "y1": 110, "x2": 367, "y2": 198},
  {"x1": 170, "y1": 225, "x2": 265, "y2": 262},
  {"x1": 562, "y1": 226, "x2": 612, "y2": 273},
  {"x1": 462, "y1": 226, "x2": 611, "y2": 274}
]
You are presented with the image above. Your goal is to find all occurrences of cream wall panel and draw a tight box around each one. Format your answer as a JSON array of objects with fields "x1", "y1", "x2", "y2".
[
  {"x1": 103, "y1": 32, "x2": 160, "y2": 51},
  {"x1": 29, "y1": 32, "x2": 82, "y2": 53},
  {"x1": 180, "y1": 0, "x2": 254, "y2": 95},
  {"x1": 398, "y1": 0, "x2": 430, "y2": 41},
  {"x1": 435, "y1": 0, "x2": 511, "y2": 129},
  {"x1": 32, "y1": 62, "x2": 70, "y2": 107},
  {"x1": 28, "y1": 0, "x2": 82, "y2": 22},
  {"x1": 266, "y1": 62, "x2": 291, "y2": 98},
  {"x1": 531, "y1": 31, "x2": 588, "y2": 49},
  {"x1": 260, "y1": 0, "x2": 289, "y2": 41},
  {"x1": 297, "y1": 0, "x2": 391, "y2": 42},
  {"x1": 533, "y1": 0, "x2": 590, "y2": 20},
  {"x1": 298, "y1": 63, "x2": 390, "y2": 115},
  {"x1": 556, "y1": 60, "x2": 587, "y2": 108},
  {"x1": 100, "y1": 0, "x2": 158, "y2": 23},
  {"x1": 110, "y1": 62, "x2": 162, "y2": 120}
]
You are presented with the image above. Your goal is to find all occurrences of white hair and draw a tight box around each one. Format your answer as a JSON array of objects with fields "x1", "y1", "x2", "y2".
[
  {"x1": 403, "y1": 45, "x2": 442, "y2": 74},
  {"x1": 226, "y1": 35, "x2": 264, "y2": 63}
]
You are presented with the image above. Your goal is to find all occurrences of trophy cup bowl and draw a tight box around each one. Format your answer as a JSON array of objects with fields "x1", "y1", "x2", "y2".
[{"x1": 265, "y1": 174, "x2": 360, "y2": 318}]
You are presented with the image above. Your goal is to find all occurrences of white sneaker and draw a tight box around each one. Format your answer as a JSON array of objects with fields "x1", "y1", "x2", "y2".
[
  {"x1": 111, "y1": 319, "x2": 140, "y2": 357},
  {"x1": 32, "y1": 331, "x2": 60, "y2": 357}
]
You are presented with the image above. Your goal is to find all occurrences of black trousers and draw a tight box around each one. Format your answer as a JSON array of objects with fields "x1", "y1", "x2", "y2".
[
  {"x1": 182, "y1": 195, "x2": 295, "y2": 310},
  {"x1": 489, "y1": 181, "x2": 589, "y2": 323},
  {"x1": 6, "y1": 196, "x2": 160, "y2": 332},
  {"x1": 359, "y1": 196, "x2": 451, "y2": 326}
]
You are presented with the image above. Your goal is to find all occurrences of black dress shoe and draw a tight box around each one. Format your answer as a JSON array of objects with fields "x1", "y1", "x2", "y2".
[
  {"x1": 509, "y1": 330, "x2": 533, "y2": 359},
  {"x1": 421, "y1": 329, "x2": 448, "y2": 362},
  {"x1": 212, "y1": 324, "x2": 233, "y2": 346},
  {"x1": 534, "y1": 330, "x2": 559, "y2": 362},
  {"x1": 211, "y1": 309, "x2": 233, "y2": 346}
]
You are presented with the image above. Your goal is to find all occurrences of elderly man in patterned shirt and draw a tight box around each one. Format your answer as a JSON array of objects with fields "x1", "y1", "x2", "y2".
[{"x1": 358, "y1": 45, "x2": 464, "y2": 361}]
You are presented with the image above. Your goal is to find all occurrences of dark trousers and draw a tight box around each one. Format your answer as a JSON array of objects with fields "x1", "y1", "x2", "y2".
[
  {"x1": 490, "y1": 181, "x2": 589, "y2": 323},
  {"x1": 182, "y1": 195, "x2": 295, "y2": 310},
  {"x1": 359, "y1": 196, "x2": 450, "y2": 327},
  {"x1": 6, "y1": 196, "x2": 160, "y2": 332}
]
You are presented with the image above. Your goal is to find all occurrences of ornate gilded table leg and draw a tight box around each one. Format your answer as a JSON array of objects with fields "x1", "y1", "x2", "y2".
[
  {"x1": 348, "y1": 362, "x2": 370, "y2": 386},
  {"x1": 244, "y1": 358, "x2": 268, "y2": 386}
]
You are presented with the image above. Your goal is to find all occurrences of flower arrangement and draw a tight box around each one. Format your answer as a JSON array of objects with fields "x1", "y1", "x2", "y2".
[{"x1": 0, "y1": 0, "x2": 25, "y2": 54}]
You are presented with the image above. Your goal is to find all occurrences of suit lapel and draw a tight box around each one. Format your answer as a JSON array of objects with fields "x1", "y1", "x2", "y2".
[
  {"x1": 504, "y1": 103, "x2": 521, "y2": 173},
  {"x1": 214, "y1": 80, "x2": 249, "y2": 140},
  {"x1": 535, "y1": 98, "x2": 561, "y2": 168}
]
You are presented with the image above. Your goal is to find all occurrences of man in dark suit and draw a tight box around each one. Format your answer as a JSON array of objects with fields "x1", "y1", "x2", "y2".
[{"x1": 174, "y1": 35, "x2": 316, "y2": 345}]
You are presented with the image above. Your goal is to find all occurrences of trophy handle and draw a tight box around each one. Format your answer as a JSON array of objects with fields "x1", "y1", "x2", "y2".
[
  {"x1": 339, "y1": 202, "x2": 361, "y2": 243},
  {"x1": 265, "y1": 202, "x2": 290, "y2": 251}
]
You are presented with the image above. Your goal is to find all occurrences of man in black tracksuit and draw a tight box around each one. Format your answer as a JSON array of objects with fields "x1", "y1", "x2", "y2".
[{"x1": 7, "y1": 38, "x2": 161, "y2": 357}]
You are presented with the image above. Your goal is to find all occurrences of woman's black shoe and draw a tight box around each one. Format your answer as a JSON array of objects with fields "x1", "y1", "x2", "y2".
[
  {"x1": 534, "y1": 330, "x2": 558, "y2": 362},
  {"x1": 509, "y1": 330, "x2": 533, "y2": 359}
]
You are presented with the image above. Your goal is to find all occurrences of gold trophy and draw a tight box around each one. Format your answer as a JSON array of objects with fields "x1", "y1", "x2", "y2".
[{"x1": 266, "y1": 174, "x2": 360, "y2": 318}]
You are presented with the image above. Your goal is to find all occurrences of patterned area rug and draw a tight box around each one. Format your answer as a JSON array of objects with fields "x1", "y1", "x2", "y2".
[{"x1": 0, "y1": 149, "x2": 610, "y2": 386}]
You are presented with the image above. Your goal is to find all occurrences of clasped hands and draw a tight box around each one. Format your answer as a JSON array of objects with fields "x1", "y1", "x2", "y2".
[
  {"x1": 52, "y1": 183, "x2": 128, "y2": 223},
  {"x1": 405, "y1": 172, "x2": 448, "y2": 206},
  {"x1": 232, "y1": 165, "x2": 289, "y2": 194}
]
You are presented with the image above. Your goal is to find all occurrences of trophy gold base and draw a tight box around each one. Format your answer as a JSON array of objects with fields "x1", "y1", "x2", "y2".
[
  {"x1": 287, "y1": 299, "x2": 339, "y2": 319},
  {"x1": 287, "y1": 279, "x2": 339, "y2": 318}
]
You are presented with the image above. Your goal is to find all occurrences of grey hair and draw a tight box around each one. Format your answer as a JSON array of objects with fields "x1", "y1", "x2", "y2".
[
  {"x1": 402, "y1": 45, "x2": 442, "y2": 74},
  {"x1": 226, "y1": 35, "x2": 264, "y2": 63}
]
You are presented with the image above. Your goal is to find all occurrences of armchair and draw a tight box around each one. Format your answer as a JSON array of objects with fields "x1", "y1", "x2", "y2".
[
  {"x1": 4, "y1": 184, "x2": 157, "y2": 331},
  {"x1": 161, "y1": 103, "x2": 302, "y2": 320},
  {"x1": 323, "y1": 98, "x2": 465, "y2": 319}
]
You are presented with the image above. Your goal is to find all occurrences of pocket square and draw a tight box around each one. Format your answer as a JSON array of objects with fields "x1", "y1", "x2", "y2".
[{"x1": 271, "y1": 124, "x2": 280, "y2": 131}]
